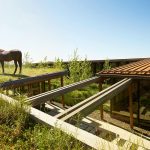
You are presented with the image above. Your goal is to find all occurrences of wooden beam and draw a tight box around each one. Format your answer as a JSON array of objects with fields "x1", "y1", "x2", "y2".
[
  {"x1": 0, "y1": 70, "x2": 68, "y2": 89},
  {"x1": 97, "y1": 73, "x2": 150, "y2": 80},
  {"x1": 29, "y1": 107, "x2": 119, "y2": 150},
  {"x1": 60, "y1": 76, "x2": 65, "y2": 107},
  {"x1": 60, "y1": 79, "x2": 132, "y2": 121},
  {"x1": 0, "y1": 93, "x2": 119, "y2": 150},
  {"x1": 48, "y1": 80, "x2": 51, "y2": 91},
  {"x1": 99, "y1": 79, "x2": 103, "y2": 120},
  {"x1": 137, "y1": 81, "x2": 140, "y2": 126},
  {"x1": 1, "y1": 92, "x2": 150, "y2": 150},
  {"x1": 128, "y1": 84, "x2": 133, "y2": 129},
  {"x1": 56, "y1": 78, "x2": 127, "y2": 119},
  {"x1": 27, "y1": 76, "x2": 100, "y2": 106}
]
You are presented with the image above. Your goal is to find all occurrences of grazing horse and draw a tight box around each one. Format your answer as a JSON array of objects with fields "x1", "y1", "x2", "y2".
[{"x1": 0, "y1": 49, "x2": 22, "y2": 74}]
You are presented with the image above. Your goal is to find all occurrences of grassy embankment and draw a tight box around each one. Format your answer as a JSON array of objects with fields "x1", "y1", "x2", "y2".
[{"x1": 0, "y1": 98, "x2": 90, "y2": 150}]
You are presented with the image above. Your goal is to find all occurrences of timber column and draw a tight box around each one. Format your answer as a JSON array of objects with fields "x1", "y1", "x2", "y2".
[
  {"x1": 61, "y1": 76, "x2": 65, "y2": 107},
  {"x1": 128, "y1": 84, "x2": 134, "y2": 129},
  {"x1": 99, "y1": 79, "x2": 103, "y2": 120}
]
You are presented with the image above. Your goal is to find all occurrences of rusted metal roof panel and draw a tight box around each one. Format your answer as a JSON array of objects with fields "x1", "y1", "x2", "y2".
[{"x1": 97, "y1": 58, "x2": 150, "y2": 79}]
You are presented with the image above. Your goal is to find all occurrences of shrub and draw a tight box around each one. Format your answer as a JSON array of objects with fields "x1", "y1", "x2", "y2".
[
  {"x1": 37, "y1": 56, "x2": 49, "y2": 68},
  {"x1": 53, "y1": 57, "x2": 64, "y2": 70},
  {"x1": 68, "y1": 50, "x2": 92, "y2": 84},
  {"x1": 23, "y1": 52, "x2": 33, "y2": 67},
  {"x1": 103, "y1": 59, "x2": 111, "y2": 70}
]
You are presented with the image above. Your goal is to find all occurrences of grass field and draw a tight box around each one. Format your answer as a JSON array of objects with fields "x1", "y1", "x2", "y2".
[{"x1": 0, "y1": 65, "x2": 61, "y2": 83}]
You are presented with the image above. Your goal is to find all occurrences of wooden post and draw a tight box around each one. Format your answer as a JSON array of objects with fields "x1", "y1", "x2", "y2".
[
  {"x1": 99, "y1": 79, "x2": 103, "y2": 120},
  {"x1": 48, "y1": 80, "x2": 52, "y2": 103},
  {"x1": 137, "y1": 81, "x2": 140, "y2": 126},
  {"x1": 42, "y1": 81, "x2": 46, "y2": 92},
  {"x1": 28, "y1": 84, "x2": 33, "y2": 96},
  {"x1": 48, "y1": 80, "x2": 51, "y2": 91},
  {"x1": 61, "y1": 76, "x2": 65, "y2": 107},
  {"x1": 39, "y1": 82, "x2": 42, "y2": 93},
  {"x1": 37, "y1": 82, "x2": 40, "y2": 94},
  {"x1": 110, "y1": 97, "x2": 113, "y2": 114},
  {"x1": 128, "y1": 84, "x2": 133, "y2": 129}
]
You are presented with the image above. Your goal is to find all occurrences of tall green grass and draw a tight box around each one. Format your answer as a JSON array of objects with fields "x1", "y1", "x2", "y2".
[{"x1": 0, "y1": 99, "x2": 90, "y2": 150}]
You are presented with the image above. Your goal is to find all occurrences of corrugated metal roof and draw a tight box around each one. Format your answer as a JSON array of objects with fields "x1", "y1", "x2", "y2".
[{"x1": 97, "y1": 58, "x2": 150, "y2": 79}]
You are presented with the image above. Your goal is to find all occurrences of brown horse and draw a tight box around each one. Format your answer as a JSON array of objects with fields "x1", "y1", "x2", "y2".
[{"x1": 0, "y1": 49, "x2": 22, "y2": 74}]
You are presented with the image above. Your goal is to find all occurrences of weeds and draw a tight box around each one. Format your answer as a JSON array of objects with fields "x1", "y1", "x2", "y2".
[{"x1": 0, "y1": 99, "x2": 89, "y2": 150}]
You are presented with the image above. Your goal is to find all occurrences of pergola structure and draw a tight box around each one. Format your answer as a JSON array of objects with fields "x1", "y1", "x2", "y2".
[
  {"x1": 0, "y1": 60, "x2": 150, "y2": 149},
  {"x1": 97, "y1": 58, "x2": 150, "y2": 128}
]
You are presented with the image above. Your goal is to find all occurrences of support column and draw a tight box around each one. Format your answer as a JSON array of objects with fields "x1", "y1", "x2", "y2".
[
  {"x1": 48, "y1": 80, "x2": 51, "y2": 91},
  {"x1": 99, "y1": 79, "x2": 103, "y2": 120},
  {"x1": 137, "y1": 81, "x2": 140, "y2": 126},
  {"x1": 48, "y1": 80, "x2": 52, "y2": 103},
  {"x1": 128, "y1": 84, "x2": 133, "y2": 129},
  {"x1": 41, "y1": 81, "x2": 46, "y2": 92},
  {"x1": 61, "y1": 76, "x2": 65, "y2": 107}
]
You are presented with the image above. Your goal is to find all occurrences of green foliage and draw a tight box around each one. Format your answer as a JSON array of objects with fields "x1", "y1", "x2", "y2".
[
  {"x1": 23, "y1": 52, "x2": 33, "y2": 67},
  {"x1": 103, "y1": 59, "x2": 111, "y2": 84},
  {"x1": 0, "y1": 99, "x2": 86, "y2": 150},
  {"x1": 68, "y1": 50, "x2": 92, "y2": 84},
  {"x1": 0, "y1": 66, "x2": 60, "y2": 83},
  {"x1": 54, "y1": 57, "x2": 64, "y2": 70},
  {"x1": 0, "y1": 99, "x2": 28, "y2": 126},
  {"x1": 54, "y1": 84, "x2": 99, "y2": 106},
  {"x1": 37, "y1": 56, "x2": 49, "y2": 68},
  {"x1": 103, "y1": 59, "x2": 111, "y2": 70}
]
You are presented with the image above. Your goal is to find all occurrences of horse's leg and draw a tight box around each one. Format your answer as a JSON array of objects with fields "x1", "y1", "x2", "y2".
[
  {"x1": 1, "y1": 61, "x2": 4, "y2": 74},
  {"x1": 18, "y1": 60, "x2": 22, "y2": 74},
  {"x1": 14, "y1": 60, "x2": 18, "y2": 74}
]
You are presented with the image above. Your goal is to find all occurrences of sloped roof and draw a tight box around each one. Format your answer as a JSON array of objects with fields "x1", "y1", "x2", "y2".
[{"x1": 97, "y1": 58, "x2": 150, "y2": 79}]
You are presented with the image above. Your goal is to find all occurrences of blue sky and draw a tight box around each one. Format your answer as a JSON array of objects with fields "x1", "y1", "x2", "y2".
[{"x1": 0, "y1": 0, "x2": 150, "y2": 62}]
